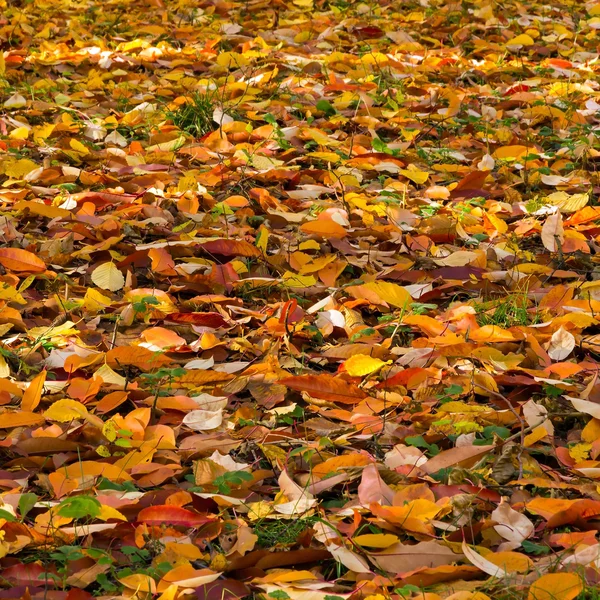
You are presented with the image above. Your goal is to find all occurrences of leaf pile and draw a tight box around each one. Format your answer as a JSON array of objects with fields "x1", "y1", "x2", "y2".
[{"x1": 2, "y1": 0, "x2": 600, "y2": 598}]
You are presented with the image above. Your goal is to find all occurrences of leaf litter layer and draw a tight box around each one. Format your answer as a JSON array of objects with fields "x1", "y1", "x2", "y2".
[{"x1": 2, "y1": 0, "x2": 600, "y2": 598}]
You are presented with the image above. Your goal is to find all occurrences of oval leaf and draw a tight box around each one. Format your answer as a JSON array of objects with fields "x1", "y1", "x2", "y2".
[
  {"x1": 91, "y1": 262, "x2": 124, "y2": 291},
  {"x1": 0, "y1": 248, "x2": 46, "y2": 273}
]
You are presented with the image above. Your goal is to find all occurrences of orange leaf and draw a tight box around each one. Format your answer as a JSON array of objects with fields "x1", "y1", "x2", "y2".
[
  {"x1": 0, "y1": 411, "x2": 45, "y2": 428},
  {"x1": 527, "y1": 573, "x2": 583, "y2": 600},
  {"x1": 106, "y1": 346, "x2": 173, "y2": 371},
  {"x1": 0, "y1": 248, "x2": 46, "y2": 273},
  {"x1": 469, "y1": 325, "x2": 516, "y2": 343},
  {"x1": 149, "y1": 247, "x2": 177, "y2": 275},
  {"x1": 312, "y1": 454, "x2": 372, "y2": 479},
  {"x1": 96, "y1": 391, "x2": 129, "y2": 414},
  {"x1": 278, "y1": 374, "x2": 367, "y2": 403},
  {"x1": 21, "y1": 370, "x2": 46, "y2": 412},
  {"x1": 300, "y1": 219, "x2": 347, "y2": 238}
]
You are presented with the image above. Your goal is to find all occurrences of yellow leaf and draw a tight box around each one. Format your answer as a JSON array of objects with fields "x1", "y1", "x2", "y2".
[
  {"x1": 568, "y1": 442, "x2": 592, "y2": 462},
  {"x1": 344, "y1": 354, "x2": 388, "y2": 377},
  {"x1": 547, "y1": 191, "x2": 589, "y2": 213},
  {"x1": 14, "y1": 200, "x2": 70, "y2": 219},
  {"x1": 0, "y1": 283, "x2": 26, "y2": 305},
  {"x1": 91, "y1": 262, "x2": 124, "y2": 292},
  {"x1": 82, "y1": 288, "x2": 113, "y2": 314},
  {"x1": 528, "y1": 573, "x2": 583, "y2": 600},
  {"x1": 484, "y1": 550, "x2": 532, "y2": 573},
  {"x1": 250, "y1": 154, "x2": 284, "y2": 170},
  {"x1": 119, "y1": 574, "x2": 156, "y2": 593},
  {"x1": 299, "y1": 240, "x2": 320, "y2": 251},
  {"x1": 293, "y1": 0, "x2": 314, "y2": 7},
  {"x1": 9, "y1": 127, "x2": 29, "y2": 140},
  {"x1": 353, "y1": 533, "x2": 399, "y2": 548},
  {"x1": 485, "y1": 211, "x2": 508, "y2": 233},
  {"x1": 102, "y1": 420, "x2": 118, "y2": 442},
  {"x1": 523, "y1": 424, "x2": 551, "y2": 447},
  {"x1": 363, "y1": 281, "x2": 412, "y2": 308},
  {"x1": 306, "y1": 151, "x2": 341, "y2": 163},
  {"x1": 582, "y1": 418, "x2": 600, "y2": 443},
  {"x1": 3, "y1": 159, "x2": 39, "y2": 178},
  {"x1": 33, "y1": 123, "x2": 55, "y2": 143},
  {"x1": 493, "y1": 145, "x2": 530, "y2": 160},
  {"x1": 256, "y1": 226, "x2": 269, "y2": 254},
  {"x1": 44, "y1": 399, "x2": 89, "y2": 422},
  {"x1": 399, "y1": 168, "x2": 429, "y2": 184},
  {"x1": 145, "y1": 136, "x2": 186, "y2": 152},
  {"x1": 281, "y1": 272, "x2": 316, "y2": 288},
  {"x1": 216, "y1": 52, "x2": 250, "y2": 68},
  {"x1": 98, "y1": 505, "x2": 127, "y2": 521},
  {"x1": 506, "y1": 33, "x2": 535, "y2": 47},
  {"x1": 70, "y1": 139, "x2": 89, "y2": 154}
]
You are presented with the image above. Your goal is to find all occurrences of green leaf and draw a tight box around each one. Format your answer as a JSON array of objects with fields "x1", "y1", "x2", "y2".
[
  {"x1": 18, "y1": 493, "x2": 38, "y2": 519},
  {"x1": 57, "y1": 496, "x2": 101, "y2": 519},
  {"x1": 0, "y1": 509, "x2": 16, "y2": 522},
  {"x1": 372, "y1": 137, "x2": 395, "y2": 155},
  {"x1": 316, "y1": 100, "x2": 336, "y2": 116},
  {"x1": 522, "y1": 540, "x2": 550, "y2": 555}
]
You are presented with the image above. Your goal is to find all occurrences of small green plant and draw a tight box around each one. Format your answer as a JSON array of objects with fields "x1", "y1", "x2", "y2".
[
  {"x1": 213, "y1": 470, "x2": 253, "y2": 494},
  {"x1": 166, "y1": 90, "x2": 218, "y2": 138},
  {"x1": 475, "y1": 294, "x2": 539, "y2": 328},
  {"x1": 132, "y1": 295, "x2": 160, "y2": 318},
  {"x1": 254, "y1": 515, "x2": 319, "y2": 548},
  {"x1": 57, "y1": 495, "x2": 101, "y2": 519},
  {"x1": 405, "y1": 434, "x2": 440, "y2": 456}
]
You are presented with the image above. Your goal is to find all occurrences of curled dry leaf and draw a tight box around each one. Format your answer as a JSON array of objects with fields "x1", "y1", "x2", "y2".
[
  {"x1": 492, "y1": 500, "x2": 534, "y2": 546},
  {"x1": 547, "y1": 327, "x2": 576, "y2": 361},
  {"x1": 541, "y1": 210, "x2": 564, "y2": 252}
]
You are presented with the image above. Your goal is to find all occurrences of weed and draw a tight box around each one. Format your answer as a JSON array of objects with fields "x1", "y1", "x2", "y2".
[
  {"x1": 253, "y1": 515, "x2": 319, "y2": 548},
  {"x1": 475, "y1": 294, "x2": 540, "y2": 328},
  {"x1": 165, "y1": 90, "x2": 218, "y2": 138}
]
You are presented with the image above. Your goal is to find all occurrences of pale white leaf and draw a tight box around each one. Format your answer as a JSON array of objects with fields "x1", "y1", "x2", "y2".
[
  {"x1": 492, "y1": 500, "x2": 534, "y2": 545},
  {"x1": 184, "y1": 357, "x2": 215, "y2": 370},
  {"x1": 477, "y1": 153, "x2": 495, "y2": 171},
  {"x1": 183, "y1": 408, "x2": 223, "y2": 431},
  {"x1": 566, "y1": 396, "x2": 600, "y2": 419},
  {"x1": 4, "y1": 93, "x2": 26, "y2": 108},
  {"x1": 541, "y1": 210, "x2": 564, "y2": 252},
  {"x1": 547, "y1": 326, "x2": 575, "y2": 361},
  {"x1": 522, "y1": 399, "x2": 548, "y2": 428},
  {"x1": 208, "y1": 451, "x2": 249, "y2": 471},
  {"x1": 462, "y1": 541, "x2": 509, "y2": 578}
]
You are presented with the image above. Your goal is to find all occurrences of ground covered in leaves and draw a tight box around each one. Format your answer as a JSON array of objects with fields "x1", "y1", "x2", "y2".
[{"x1": 4, "y1": 0, "x2": 600, "y2": 598}]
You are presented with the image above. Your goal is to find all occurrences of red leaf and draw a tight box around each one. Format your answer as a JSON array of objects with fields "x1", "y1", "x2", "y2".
[
  {"x1": 199, "y1": 239, "x2": 261, "y2": 257},
  {"x1": 1, "y1": 562, "x2": 53, "y2": 587},
  {"x1": 166, "y1": 312, "x2": 229, "y2": 328},
  {"x1": 354, "y1": 26, "x2": 385, "y2": 39},
  {"x1": 137, "y1": 505, "x2": 215, "y2": 527}
]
